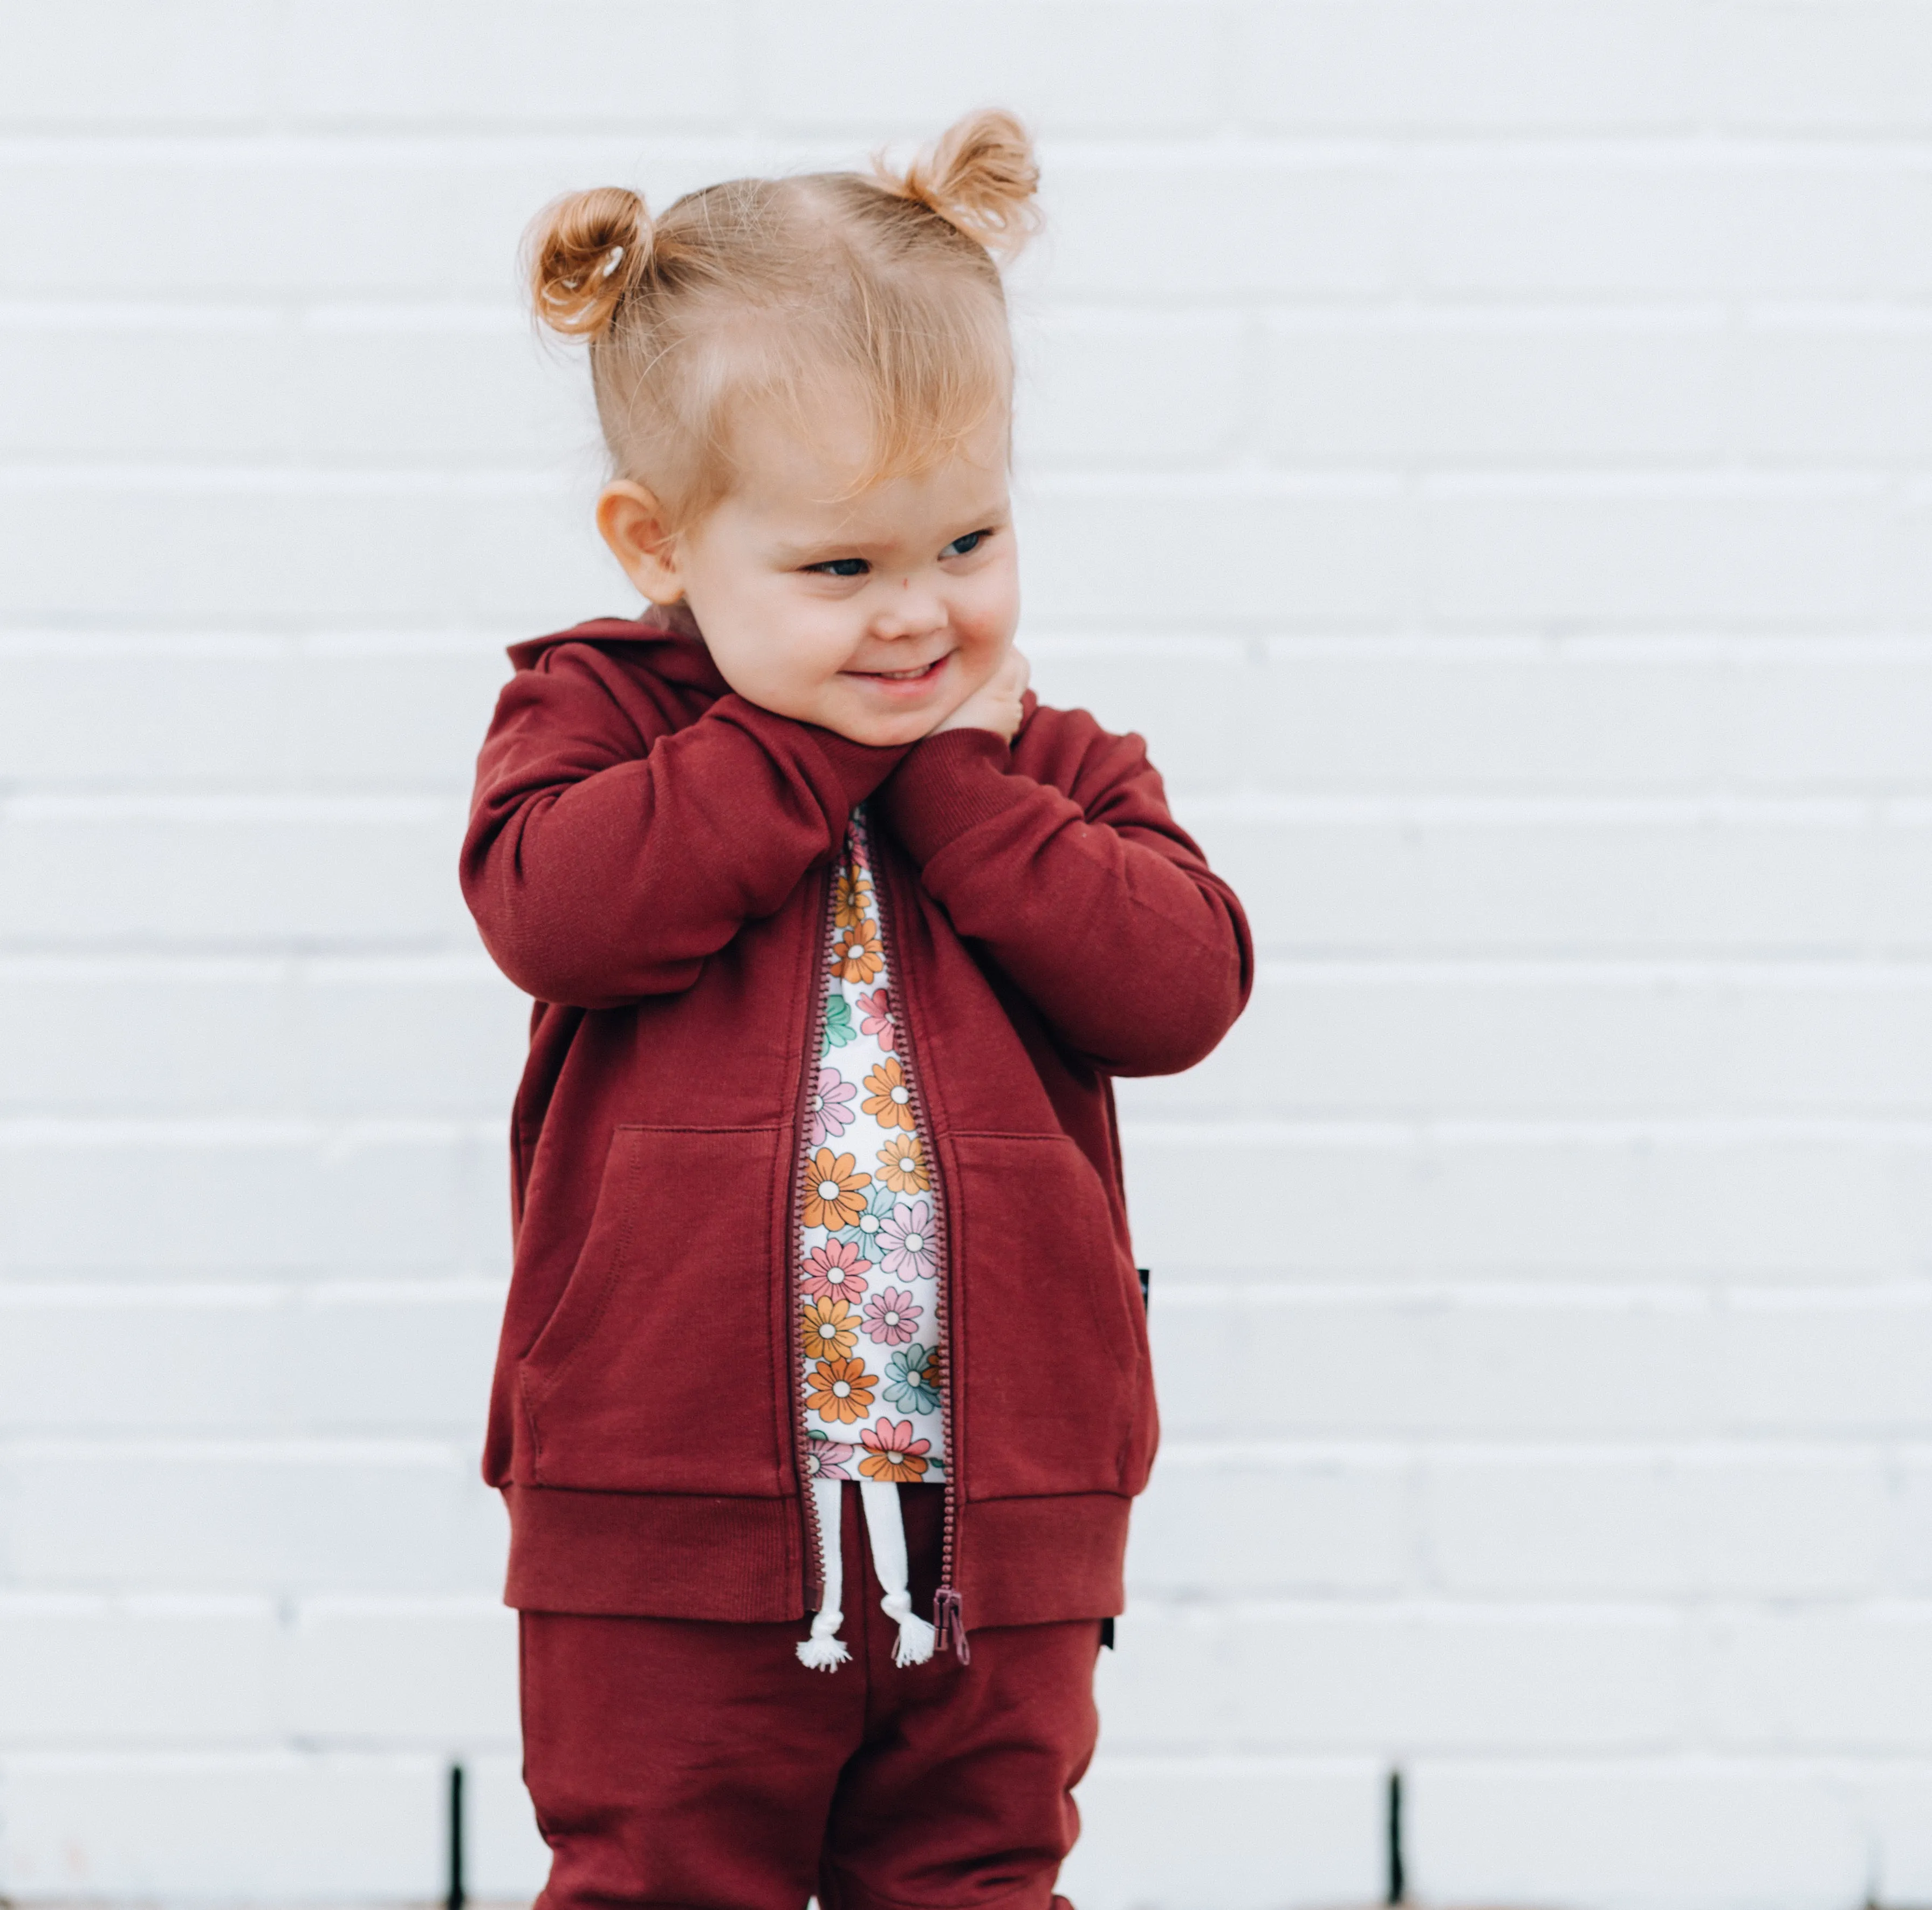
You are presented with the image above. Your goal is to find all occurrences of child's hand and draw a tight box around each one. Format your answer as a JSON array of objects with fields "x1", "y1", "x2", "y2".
[{"x1": 929, "y1": 647, "x2": 1030, "y2": 743}]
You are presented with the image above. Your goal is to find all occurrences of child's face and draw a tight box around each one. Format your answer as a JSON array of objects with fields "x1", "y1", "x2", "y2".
[{"x1": 601, "y1": 402, "x2": 1020, "y2": 748}]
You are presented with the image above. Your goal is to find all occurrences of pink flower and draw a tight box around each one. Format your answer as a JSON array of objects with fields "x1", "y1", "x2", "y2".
[
  {"x1": 807, "y1": 1066, "x2": 857, "y2": 1146},
  {"x1": 856, "y1": 988, "x2": 896, "y2": 1052},
  {"x1": 878, "y1": 1199, "x2": 935, "y2": 1279},
  {"x1": 858, "y1": 1418, "x2": 931, "y2": 1483},
  {"x1": 804, "y1": 1437, "x2": 855, "y2": 1482},
  {"x1": 800, "y1": 1237, "x2": 869, "y2": 1303},
  {"x1": 862, "y1": 1287, "x2": 921, "y2": 1345}
]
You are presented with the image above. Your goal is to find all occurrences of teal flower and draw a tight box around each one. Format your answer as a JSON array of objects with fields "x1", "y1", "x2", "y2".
[
  {"x1": 839, "y1": 1180, "x2": 899, "y2": 1263},
  {"x1": 884, "y1": 1343, "x2": 940, "y2": 1414},
  {"x1": 820, "y1": 996, "x2": 857, "y2": 1057}
]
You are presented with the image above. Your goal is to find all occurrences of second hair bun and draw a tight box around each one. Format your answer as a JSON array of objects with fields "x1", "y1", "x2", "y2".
[{"x1": 885, "y1": 108, "x2": 1040, "y2": 257}]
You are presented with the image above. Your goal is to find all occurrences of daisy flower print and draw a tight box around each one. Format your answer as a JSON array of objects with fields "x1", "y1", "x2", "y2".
[{"x1": 792, "y1": 807, "x2": 947, "y2": 1479}]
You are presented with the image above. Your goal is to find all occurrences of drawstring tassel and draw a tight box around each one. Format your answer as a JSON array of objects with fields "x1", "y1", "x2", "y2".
[
  {"x1": 797, "y1": 1611, "x2": 850, "y2": 1671},
  {"x1": 859, "y1": 1479, "x2": 936, "y2": 1667},
  {"x1": 797, "y1": 1614, "x2": 851, "y2": 1671},
  {"x1": 933, "y1": 1585, "x2": 970, "y2": 1664},
  {"x1": 881, "y1": 1587, "x2": 937, "y2": 1667},
  {"x1": 797, "y1": 1477, "x2": 849, "y2": 1671}
]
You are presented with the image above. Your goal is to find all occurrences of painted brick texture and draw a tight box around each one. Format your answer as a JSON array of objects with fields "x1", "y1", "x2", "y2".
[{"x1": 2, "y1": 5, "x2": 1929, "y2": 1907}]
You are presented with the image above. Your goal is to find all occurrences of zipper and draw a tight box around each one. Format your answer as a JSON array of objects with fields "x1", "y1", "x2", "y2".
[
  {"x1": 789, "y1": 862, "x2": 837, "y2": 1615},
  {"x1": 874, "y1": 837, "x2": 969, "y2": 1663}
]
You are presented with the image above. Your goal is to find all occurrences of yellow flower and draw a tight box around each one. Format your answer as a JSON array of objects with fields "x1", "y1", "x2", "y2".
[
  {"x1": 806, "y1": 1356, "x2": 877, "y2": 1425},
  {"x1": 801, "y1": 1298, "x2": 859, "y2": 1362},
  {"x1": 862, "y1": 1058, "x2": 917, "y2": 1133},
  {"x1": 875, "y1": 1133, "x2": 929, "y2": 1193},
  {"x1": 829, "y1": 918, "x2": 883, "y2": 984},
  {"x1": 833, "y1": 867, "x2": 873, "y2": 929},
  {"x1": 802, "y1": 1148, "x2": 871, "y2": 1230}
]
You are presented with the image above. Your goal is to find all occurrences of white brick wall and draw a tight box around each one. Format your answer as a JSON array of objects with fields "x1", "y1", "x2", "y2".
[{"x1": 4, "y1": 4, "x2": 1930, "y2": 1905}]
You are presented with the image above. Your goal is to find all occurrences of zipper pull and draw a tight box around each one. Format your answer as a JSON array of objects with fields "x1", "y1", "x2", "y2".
[{"x1": 933, "y1": 1585, "x2": 970, "y2": 1664}]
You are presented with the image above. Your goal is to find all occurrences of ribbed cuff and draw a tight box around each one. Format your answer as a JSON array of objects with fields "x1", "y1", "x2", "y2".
[{"x1": 877, "y1": 727, "x2": 1027, "y2": 866}]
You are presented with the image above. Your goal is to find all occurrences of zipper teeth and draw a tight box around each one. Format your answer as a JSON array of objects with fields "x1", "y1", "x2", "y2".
[
  {"x1": 789, "y1": 862, "x2": 837, "y2": 1614},
  {"x1": 872, "y1": 836, "x2": 961, "y2": 1630}
]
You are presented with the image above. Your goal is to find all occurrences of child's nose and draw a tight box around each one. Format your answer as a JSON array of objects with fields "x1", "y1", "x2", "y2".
[{"x1": 871, "y1": 578, "x2": 947, "y2": 636}]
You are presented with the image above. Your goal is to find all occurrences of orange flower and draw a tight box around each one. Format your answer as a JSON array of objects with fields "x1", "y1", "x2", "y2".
[
  {"x1": 833, "y1": 867, "x2": 873, "y2": 929},
  {"x1": 875, "y1": 1133, "x2": 929, "y2": 1193},
  {"x1": 861, "y1": 1058, "x2": 917, "y2": 1133},
  {"x1": 801, "y1": 1297, "x2": 859, "y2": 1362},
  {"x1": 859, "y1": 1418, "x2": 931, "y2": 1483},
  {"x1": 802, "y1": 1148, "x2": 871, "y2": 1229},
  {"x1": 806, "y1": 1356, "x2": 877, "y2": 1425},
  {"x1": 829, "y1": 918, "x2": 883, "y2": 984}
]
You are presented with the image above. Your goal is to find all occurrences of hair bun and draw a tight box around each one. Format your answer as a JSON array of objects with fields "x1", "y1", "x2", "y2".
[
  {"x1": 888, "y1": 108, "x2": 1040, "y2": 257},
  {"x1": 526, "y1": 186, "x2": 653, "y2": 337}
]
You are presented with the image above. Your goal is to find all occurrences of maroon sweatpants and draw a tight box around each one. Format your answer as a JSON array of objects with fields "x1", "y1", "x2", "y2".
[{"x1": 519, "y1": 1484, "x2": 1101, "y2": 1910}]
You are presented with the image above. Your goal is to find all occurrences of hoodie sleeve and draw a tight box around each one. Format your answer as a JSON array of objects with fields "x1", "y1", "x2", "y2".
[
  {"x1": 875, "y1": 705, "x2": 1253, "y2": 1077},
  {"x1": 461, "y1": 645, "x2": 908, "y2": 1008}
]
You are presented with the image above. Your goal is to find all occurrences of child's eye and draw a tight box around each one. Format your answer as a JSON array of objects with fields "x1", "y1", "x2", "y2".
[
  {"x1": 805, "y1": 557, "x2": 869, "y2": 577},
  {"x1": 942, "y1": 530, "x2": 991, "y2": 558}
]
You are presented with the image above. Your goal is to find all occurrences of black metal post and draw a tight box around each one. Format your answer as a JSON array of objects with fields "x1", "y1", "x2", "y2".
[
  {"x1": 1386, "y1": 1768, "x2": 1404, "y2": 1906},
  {"x1": 447, "y1": 1763, "x2": 467, "y2": 1910}
]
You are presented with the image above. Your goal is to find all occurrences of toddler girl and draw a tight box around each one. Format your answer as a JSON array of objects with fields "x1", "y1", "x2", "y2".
[{"x1": 462, "y1": 109, "x2": 1251, "y2": 1910}]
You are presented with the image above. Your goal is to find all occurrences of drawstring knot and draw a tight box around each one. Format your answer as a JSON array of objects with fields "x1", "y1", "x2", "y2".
[
  {"x1": 796, "y1": 1477, "x2": 851, "y2": 1671},
  {"x1": 797, "y1": 1480, "x2": 941, "y2": 1671}
]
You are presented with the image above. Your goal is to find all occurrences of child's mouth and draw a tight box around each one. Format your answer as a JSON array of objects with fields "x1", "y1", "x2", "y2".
[{"x1": 851, "y1": 655, "x2": 948, "y2": 684}]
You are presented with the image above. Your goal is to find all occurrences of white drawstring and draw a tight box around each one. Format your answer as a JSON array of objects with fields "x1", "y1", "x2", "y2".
[
  {"x1": 859, "y1": 1478, "x2": 937, "y2": 1667},
  {"x1": 795, "y1": 1476, "x2": 849, "y2": 1671},
  {"x1": 795, "y1": 1482, "x2": 936, "y2": 1671}
]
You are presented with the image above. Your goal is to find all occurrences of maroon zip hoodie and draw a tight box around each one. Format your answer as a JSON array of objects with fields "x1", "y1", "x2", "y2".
[{"x1": 461, "y1": 611, "x2": 1252, "y2": 1635}]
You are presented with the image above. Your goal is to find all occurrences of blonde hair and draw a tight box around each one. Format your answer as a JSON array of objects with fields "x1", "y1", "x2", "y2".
[{"x1": 524, "y1": 109, "x2": 1040, "y2": 532}]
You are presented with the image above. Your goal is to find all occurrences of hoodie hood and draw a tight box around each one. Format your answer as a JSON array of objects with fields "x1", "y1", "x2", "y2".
[{"x1": 506, "y1": 601, "x2": 728, "y2": 696}]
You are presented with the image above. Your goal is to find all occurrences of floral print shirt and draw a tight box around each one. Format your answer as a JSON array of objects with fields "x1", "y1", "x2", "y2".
[{"x1": 797, "y1": 805, "x2": 946, "y2": 1490}]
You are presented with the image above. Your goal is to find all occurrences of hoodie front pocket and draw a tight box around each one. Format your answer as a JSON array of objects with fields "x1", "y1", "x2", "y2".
[
  {"x1": 520, "y1": 1124, "x2": 789, "y2": 1495},
  {"x1": 948, "y1": 1131, "x2": 1146, "y2": 1499}
]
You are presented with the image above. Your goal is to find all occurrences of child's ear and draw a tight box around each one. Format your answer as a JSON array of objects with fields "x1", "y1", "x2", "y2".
[{"x1": 596, "y1": 481, "x2": 686, "y2": 603}]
